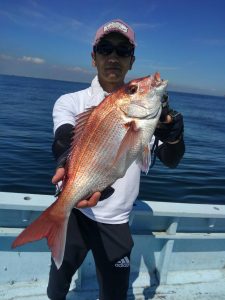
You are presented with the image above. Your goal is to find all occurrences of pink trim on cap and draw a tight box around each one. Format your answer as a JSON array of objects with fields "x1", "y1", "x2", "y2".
[{"x1": 93, "y1": 19, "x2": 136, "y2": 46}]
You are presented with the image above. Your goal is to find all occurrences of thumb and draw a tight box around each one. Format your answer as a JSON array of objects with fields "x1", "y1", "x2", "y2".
[
  {"x1": 166, "y1": 114, "x2": 173, "y2": 123},
  {"x1": 52, "y1": 168, "x2": 65, "y2": 184}
]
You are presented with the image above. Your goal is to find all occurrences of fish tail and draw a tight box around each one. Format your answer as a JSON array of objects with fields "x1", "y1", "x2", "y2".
[{"x1": 12, "y1": 201, "x2": 69, "y2": 269}]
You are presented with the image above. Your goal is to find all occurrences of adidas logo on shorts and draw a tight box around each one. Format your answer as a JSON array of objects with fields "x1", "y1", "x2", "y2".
[{"x1": 115, "y1": 256, "x2": 130, "y2": 268}]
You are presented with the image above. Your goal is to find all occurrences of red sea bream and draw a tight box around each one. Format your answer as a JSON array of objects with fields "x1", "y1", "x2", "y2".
[{"x1": 12, "y1": 73, "x2": 168, "y2": 268}]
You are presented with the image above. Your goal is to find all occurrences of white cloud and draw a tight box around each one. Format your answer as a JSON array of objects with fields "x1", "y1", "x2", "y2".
[
  {"x1": 18, "y1": 56, "x2": 45, "y2": 64},
  {"x1": 0, "y1": 54, "x2": 13, "y2": 60},
  {"x1": 67, "y1": 66, "x2": 93, "y2": 74},
  {"x1": 0, "y1": 4, "x2": 86, "y2": 41},
  {"x1": 0, "y1": 53, "x2": 45, "y2": 64}
]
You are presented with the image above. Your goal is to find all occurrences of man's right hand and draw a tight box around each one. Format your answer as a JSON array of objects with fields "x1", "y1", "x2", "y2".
[
  {"x1": 76, "y1": 192, "x2": 101, "y2": 208},
  {"x1": 51, "y1": 167, "x2": 101, "y2": 208}
]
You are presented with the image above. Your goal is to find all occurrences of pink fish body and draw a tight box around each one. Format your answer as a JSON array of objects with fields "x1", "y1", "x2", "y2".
[{"x1": 12, "y1": 73, "x2": 168, "y2": 268}]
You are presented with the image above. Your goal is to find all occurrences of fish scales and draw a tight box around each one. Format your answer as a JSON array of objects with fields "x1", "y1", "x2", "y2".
[{"x1": 66, "y1": 110, "x2": 127, "y2": 201}]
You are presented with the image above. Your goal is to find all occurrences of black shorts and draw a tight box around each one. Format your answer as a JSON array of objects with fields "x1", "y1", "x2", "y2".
[{"x1": 47, "y1": 209, "x2": 134, "y2": 300}]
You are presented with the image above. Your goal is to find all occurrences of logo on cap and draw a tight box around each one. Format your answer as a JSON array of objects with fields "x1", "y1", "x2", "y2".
[{"x1": 104, "y1": 21, "x2": 128, "y2": 33}]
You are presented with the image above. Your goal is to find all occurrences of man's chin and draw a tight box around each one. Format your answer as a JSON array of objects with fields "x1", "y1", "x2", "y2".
[{"x1": 105, "y1": 71, "x2": 122, "y2": 82}]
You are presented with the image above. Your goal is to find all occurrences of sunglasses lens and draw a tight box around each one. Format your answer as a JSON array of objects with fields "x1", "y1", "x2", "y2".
[
  {"x1": 95, "y1": 42, "x2": 133, "y2": 57},
  {"x1": 96, "y1": 43, "x2": 114, "y2": 55},
  {"x1": 116, "y1": 46, "x2": 133, "y2": 57}
]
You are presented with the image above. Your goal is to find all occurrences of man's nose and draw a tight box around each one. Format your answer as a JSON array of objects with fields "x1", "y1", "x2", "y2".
[
  {"x1": 108, "y1": 57, "x2": 119, "y2": 63},
  {"x1": 107, "y1": 51, "x2": 119, "y2": 62}
]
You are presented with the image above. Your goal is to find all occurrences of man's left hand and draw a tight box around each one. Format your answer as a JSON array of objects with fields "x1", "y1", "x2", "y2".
[{"x1": 154, "y1": 109, "x2": 184, "y2": 143}]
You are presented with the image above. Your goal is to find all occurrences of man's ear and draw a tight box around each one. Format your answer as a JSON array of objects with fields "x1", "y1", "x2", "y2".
[
  {"x1": 129, "y1": 56, "x2": 135, "y2": 70},
  {"x1": 91, "y1": 52, "x2": 96, "y2": 67}
]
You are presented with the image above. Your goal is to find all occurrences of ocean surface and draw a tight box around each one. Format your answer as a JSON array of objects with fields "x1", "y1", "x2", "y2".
[{"x1": 0, "y1": 74, "x2": 225, "y2": 204}]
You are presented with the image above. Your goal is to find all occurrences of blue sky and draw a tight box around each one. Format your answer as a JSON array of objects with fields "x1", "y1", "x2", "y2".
[{"x1": 0, "y1": 0, "x2": 224, "y2": 96}]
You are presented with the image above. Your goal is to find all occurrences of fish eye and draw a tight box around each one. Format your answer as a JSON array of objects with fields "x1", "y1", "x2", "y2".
[{"x1": 127, "y1": 85, "x2": 138, "y2": 95}]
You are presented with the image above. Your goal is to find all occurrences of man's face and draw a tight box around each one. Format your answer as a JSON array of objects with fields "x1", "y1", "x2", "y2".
[{"x1": 93, "y1": 32, "x2": 135, "y2": 89}]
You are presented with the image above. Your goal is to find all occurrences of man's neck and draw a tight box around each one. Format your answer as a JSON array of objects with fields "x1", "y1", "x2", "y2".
[{"x1": 99, "y1": 78, "x2": 124, "y2": 93}]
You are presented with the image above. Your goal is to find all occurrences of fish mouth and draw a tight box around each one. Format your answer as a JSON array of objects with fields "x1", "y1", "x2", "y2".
[{"x1": 156, "y1": 79, "x2": 168, "y2": 92}]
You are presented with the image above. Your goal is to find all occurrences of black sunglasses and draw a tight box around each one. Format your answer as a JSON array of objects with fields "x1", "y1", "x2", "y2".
[{"x1": 94, "y1": 42, "x2": 134, "y2": 57}]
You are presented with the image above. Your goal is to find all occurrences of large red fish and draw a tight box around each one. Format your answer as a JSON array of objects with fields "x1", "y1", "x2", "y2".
[{"x1": 12, "y1": 73, "x2": 168, "y2": 268}]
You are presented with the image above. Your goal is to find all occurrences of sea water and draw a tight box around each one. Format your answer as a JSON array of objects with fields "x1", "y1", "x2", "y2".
[{"x1": 0, "y1": 74, "x2": 225, "y2": 204}]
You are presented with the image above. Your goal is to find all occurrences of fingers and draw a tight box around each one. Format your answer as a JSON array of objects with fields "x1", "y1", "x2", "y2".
[
  {"x1": 52, "y1": 168, "x2": 65, "y2": 184},
  {"x1": 164, "y1": 114, "x2": 173, "y2": 124},
  {"x1": 76, "y1": 192, "x2": 101, "y2": 208}
]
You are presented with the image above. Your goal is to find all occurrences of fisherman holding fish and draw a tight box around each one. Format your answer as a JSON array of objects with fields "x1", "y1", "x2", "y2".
[{"x1": 13, "y1": 19, "x2": 185, "y2": 300}]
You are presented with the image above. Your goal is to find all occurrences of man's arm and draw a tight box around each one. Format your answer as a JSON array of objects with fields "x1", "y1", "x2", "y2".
[
  {"x1": 52, "y1": 124, "x2": 74, "y2": 168},
  {"x1": 154, "y1": 105, "x2": 185, "y2": 168}
]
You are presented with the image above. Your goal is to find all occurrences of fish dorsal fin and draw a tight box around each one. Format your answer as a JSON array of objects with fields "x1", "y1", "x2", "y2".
[
  {"x1": 71, "y1": 106, "x2": 96, "y2": 147},
  {"x1": 112, "y1": 120, "x2": 141, "y2": 167}
]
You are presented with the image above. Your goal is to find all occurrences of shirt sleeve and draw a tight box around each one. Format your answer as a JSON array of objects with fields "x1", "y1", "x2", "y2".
[
  {"x1": 52, "y1": 124, "x2": 74, "y2": 164},
  {"x1": 53, "y1": 94, "x2": 77, "y2": 133}
]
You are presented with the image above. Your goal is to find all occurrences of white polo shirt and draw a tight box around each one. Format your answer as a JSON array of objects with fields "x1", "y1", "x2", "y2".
[{"x1": 53, "y1": 76, "x2": 155, "y2": 224}]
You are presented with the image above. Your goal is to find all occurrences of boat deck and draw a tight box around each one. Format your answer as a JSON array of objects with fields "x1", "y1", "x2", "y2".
[
  {"x1": 0, "y1": 192, "x2": 225, "y2": 300},
  {"x1": 1, "y1": 274, "x2": 225, "y2": 300}
]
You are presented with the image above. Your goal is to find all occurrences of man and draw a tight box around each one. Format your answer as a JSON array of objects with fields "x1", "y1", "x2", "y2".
[{"x1": 48, "y1": 19, "x2": 185, "y2": 300}]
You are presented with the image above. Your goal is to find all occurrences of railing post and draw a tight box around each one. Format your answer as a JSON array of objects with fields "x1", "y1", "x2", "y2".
[{"x1": 157, "y1": 217, "x2": 179, "y2": 284}]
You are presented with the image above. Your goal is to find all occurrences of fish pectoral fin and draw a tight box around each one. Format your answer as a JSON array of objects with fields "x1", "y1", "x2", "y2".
[
  {"x1": 136, "y1": 144, "x2": 151, "y2": 174},
  {"x1": 12, "y1": 201, "x2": 69, "y2": 269},
  {"x1": 112, "y1": 120, "x2": 141, "y2": 166}
]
